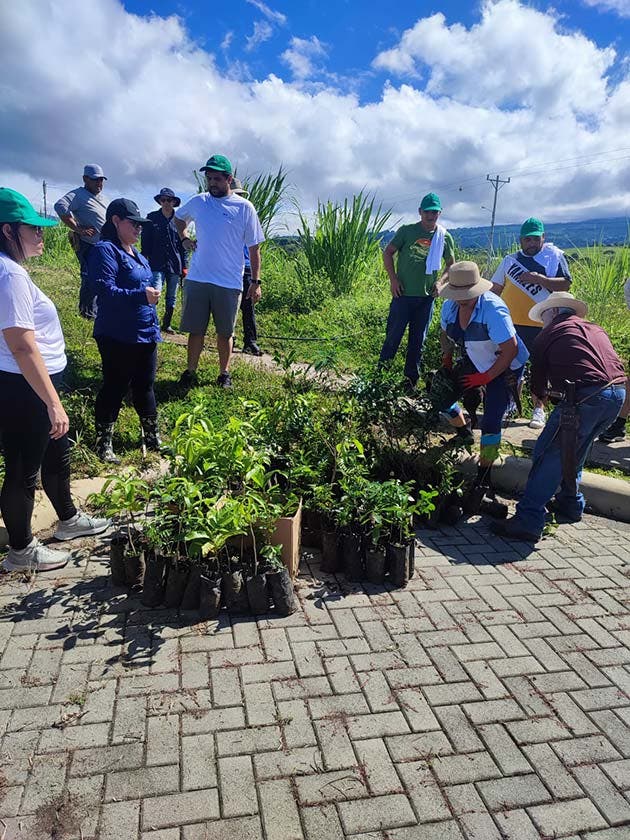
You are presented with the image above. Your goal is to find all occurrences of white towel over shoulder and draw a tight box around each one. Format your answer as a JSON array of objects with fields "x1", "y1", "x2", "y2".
[{"x1": 426, "y1": 224, "x2": 446, "y2": 274}]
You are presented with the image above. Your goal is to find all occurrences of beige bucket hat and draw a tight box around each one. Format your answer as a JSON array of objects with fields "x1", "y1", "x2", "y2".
[
  {"x1": 438, "y1": 261, "x2": 492, "y2": 301},
  {"x1": 529, "y1": 292, "x2": 588, "y2": 323}
]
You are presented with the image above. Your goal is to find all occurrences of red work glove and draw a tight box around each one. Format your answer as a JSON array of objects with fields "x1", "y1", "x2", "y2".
[
  {"x1": 441, "y1": 354, "x2": 453, "y2": 370},
  {"x1": 460, "y1": 370, "x2": 492, "y2": 390}
]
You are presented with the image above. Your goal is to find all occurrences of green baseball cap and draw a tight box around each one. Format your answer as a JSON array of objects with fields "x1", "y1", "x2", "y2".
[
  {"x1": 520, "y1": 217, "x2": 544, "y2": 238},
  {"x1": 420, "y1": 192, "x2": 442, "y2": 211},
  {"x1": 200, "y1": 154, "x2": 233, "y2": 174},
  {"x1": 0, "y1": 188, "x2": 57, "y2": 227}
]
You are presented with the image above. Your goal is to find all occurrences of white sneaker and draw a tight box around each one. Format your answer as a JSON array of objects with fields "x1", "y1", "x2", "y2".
[
  {"x1": 529, "y1": 407, "x2": 546, "y2": 429},
  {"x1": 2, "y1": 538, "x2": 70, "y2": 572},
  {"x1": 53, "y1": 511, "x2": 110, "y2": 541}
]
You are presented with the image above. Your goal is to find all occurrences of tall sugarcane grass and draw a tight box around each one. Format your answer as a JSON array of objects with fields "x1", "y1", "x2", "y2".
[
  {"x1": 243, "y1": 166, "x2": 290, "y2": 237},
  {"x1": 570, "y1": 245, "x2": 630, "y2": 360},
  {"x1": 297, "y1": 191, "x2": 392, "y2": 295}
]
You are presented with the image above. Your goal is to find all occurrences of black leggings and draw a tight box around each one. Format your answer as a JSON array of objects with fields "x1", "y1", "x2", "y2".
[
  {"x1": 0, "y1": 371, "x2": 76, "y2": 550},
  {"x1": 95, "y1": 337, "x2": 157, "y2": 424}
]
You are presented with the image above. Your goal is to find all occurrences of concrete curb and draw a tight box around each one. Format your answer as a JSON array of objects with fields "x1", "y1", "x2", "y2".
[{"x1": 459, "y1": 453, "x2": 630, "y2": 524}]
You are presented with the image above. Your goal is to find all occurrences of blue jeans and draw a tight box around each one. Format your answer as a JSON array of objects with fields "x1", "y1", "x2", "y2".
[
  {"x1": 379, "y1": 295, "x2": 435, "y2": 384},
  {"x1": 152, "y1": 271, "x2": 180, "y2": 309},
  {"x1": 515, "y1": 384, "x2": 625, "y2": 535},
  {"x1": 78, "y1": 241, "x2": 97, "y2": 319}
]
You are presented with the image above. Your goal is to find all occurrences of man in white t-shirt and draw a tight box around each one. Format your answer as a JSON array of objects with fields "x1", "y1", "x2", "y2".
[{"x1": 174, "y1": 154, "x2": 264, "y2": 389}]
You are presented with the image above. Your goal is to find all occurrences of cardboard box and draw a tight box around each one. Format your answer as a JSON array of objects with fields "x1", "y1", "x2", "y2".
[{"x1": 271, "y1": 500, "x2": 302, "y2": 579}]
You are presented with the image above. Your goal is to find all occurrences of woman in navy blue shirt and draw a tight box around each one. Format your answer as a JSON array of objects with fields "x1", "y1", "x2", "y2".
[{"x1": 87, "y1": 199, "x2": 161, "y2": 462}]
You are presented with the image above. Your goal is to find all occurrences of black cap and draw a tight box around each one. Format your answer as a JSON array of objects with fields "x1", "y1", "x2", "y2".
[{"x1": 106, "y1": 198, "x2": 149, "y2": 224}]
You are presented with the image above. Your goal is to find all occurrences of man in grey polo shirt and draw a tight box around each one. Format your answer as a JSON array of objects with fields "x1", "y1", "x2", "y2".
[
  {"x1": 54, "y1": 164, "x2": 109, "y2": 318},
  {"x1": 174, "y1": 154, "x2": 264, "y2": 389}
]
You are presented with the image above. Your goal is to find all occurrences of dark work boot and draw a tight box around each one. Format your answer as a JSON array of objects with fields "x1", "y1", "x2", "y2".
[
  {"x1": 95, "y1": 421, "x2": 120, "y2": 464},
  {"x1": 242, "y1": 341, "x2": 263, "y2": 356},
  {"x1": 140, "y1": 416, "x2": 162, "y2": 453},
  {"x1": 162, "y1": 305, "x2": 175, "y2": 335},
  {"x1": 598, "y1": 415, "x2": 627, "y2": 443}
]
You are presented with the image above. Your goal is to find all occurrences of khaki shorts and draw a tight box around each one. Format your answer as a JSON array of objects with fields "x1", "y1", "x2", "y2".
[{"x1": 180, "y1": 280, "x2": 242, "y2": 338}]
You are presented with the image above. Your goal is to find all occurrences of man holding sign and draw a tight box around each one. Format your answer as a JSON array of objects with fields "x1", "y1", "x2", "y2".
[{"x1": 490, "y1": 218, "x2": 571, "y2": 428}]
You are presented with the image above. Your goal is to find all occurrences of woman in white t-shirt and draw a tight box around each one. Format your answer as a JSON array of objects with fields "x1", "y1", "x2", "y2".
[{"x1": 0, "y1": 189, "x2": 109, "y2": 573}]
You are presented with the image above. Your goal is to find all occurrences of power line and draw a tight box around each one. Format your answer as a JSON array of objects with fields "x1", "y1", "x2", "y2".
[{"x1": 384, "y1": 145, "x2": 630, "y2": 207}]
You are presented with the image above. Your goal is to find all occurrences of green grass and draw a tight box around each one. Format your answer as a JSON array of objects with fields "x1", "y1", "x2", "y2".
[
  {"x1": 27, "y1": 246, "x2": 288, "y2": 475},
  {"x1": 3, "y1": 224, "x2": 627, "y2": 482}
]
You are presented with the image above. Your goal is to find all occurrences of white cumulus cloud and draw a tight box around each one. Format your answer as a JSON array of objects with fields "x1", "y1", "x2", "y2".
[
  {"x1": 246, "y1": 0, "x2": 287, "y2": 26},
  {"x1": 280, "y1": 36, "x2": 328, "y2": 80},
  {"x1": 1, "y1": 0, "x2": 629, "y2": 230},
  {"x1": 245, "y1": 20, "x2": 274, "y2": 52},
  {"x1": 373, "y1": 0, "x2": 615, "y2": 116},
  {"x1": 582, "y1": 0, "x2": 630, "y2": 16}
]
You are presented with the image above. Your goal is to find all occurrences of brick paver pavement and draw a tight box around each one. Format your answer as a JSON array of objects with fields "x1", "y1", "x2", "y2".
[{"x1": 1, "y1": 513, "x2": 630, "y2": 839}]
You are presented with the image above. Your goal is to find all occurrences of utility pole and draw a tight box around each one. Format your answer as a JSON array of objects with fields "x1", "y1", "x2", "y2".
[
  {"x1": 486, "y1": 173, "x2": 510, "y2": 256},
  {"x1": 42, "y1": 180, "x2": 47, "y2": 217}
]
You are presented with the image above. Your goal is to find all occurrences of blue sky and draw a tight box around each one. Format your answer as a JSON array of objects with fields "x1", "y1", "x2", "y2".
[
  {"x1": 124, "y1": 0, "x2": 630, "y2": 102},
  {"x1": 3, "y1": 0, "x2": 630, "y2": 229}
]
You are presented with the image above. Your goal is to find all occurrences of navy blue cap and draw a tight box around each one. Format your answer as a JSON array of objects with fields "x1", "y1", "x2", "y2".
[{"x1": 154, "y1": 187, "x2": 181, "y2": 207}]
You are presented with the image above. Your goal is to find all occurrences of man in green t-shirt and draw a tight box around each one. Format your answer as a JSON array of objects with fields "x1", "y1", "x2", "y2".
[{"x1": 379, "y1": 192, "x2": 455, "y2": 390}]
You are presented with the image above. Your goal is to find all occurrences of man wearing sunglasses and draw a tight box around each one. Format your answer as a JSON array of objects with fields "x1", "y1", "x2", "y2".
[
  {"x1": 141, "y1": 188, "x2": 187, "y2": 334},
  {"x1": 54, "y1": 164, "x2": 109, "y2": 319}
]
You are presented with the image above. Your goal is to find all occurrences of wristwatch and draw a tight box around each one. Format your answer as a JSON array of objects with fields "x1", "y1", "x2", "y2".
[{"x1": 251, "y1": 278, "x2": 261, "y2": 286}]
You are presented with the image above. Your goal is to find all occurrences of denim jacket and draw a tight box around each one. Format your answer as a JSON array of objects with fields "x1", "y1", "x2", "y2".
[{"x1": 87, "y1": 241, "x2": 160, "y2": 344}]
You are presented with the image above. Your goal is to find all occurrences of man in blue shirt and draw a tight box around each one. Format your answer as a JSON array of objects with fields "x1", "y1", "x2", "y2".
[{"x1": 437, "y1": 261, "x2": 528, "y2": 493}]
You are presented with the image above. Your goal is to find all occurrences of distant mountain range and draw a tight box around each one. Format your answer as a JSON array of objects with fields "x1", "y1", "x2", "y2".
[
  {"x1": 380, "y1": 216, "x2": 629, "y2": 251},
  {"x1": 275, "y1": 216, "x2": 629, "y2": 253}
]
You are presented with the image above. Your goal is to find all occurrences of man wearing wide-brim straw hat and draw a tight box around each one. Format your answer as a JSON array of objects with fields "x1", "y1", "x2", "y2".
[
  {"x1": 491, "y1": 292, "x2": 626, "y2": 542},
  {"x1": 435, "y1": 260, "x2": 529, "y2": 499}
]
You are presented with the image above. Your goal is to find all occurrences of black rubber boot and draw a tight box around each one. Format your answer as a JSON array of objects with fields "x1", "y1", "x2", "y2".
[
  {"x1": 162, "y1": 305, "x2": 175, "y2": 334},
  {"x1": 95, "y1": 421, "x2": 120, "y2": 464},
  {"x1": 474, "y1": 465, "x2": 508, "y2": 518},
  {"x1": 140, "y1": 416, "x2": 162, "y2": 452}
]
